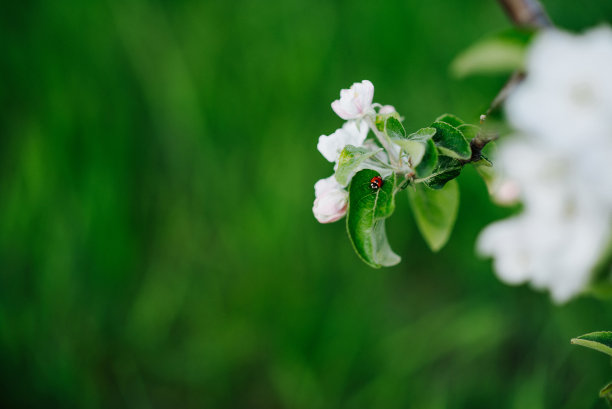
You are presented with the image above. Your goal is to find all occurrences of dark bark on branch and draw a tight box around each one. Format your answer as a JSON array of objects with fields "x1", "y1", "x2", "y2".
[
  {"x1": 497, "y1": 0, "x2": 552, "y2": 29},
  {"x1": 481, "y1": 0, "x2": 554, "y2": 119}
]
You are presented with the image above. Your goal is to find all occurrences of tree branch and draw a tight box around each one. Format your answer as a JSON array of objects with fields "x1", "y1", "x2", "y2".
[
  {"x1": 481, "y1": 0, "x2": 554, "y2": 120},
  {"x1": 497, "y1": 0, "x2": 552, "y2": 29}
]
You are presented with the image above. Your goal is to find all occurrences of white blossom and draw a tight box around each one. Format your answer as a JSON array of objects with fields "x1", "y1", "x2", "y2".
[
  {"x1": 478, "y1": 139, "x2": 612, "y2": 302},
  {"x1": 491, "y1": 179, "x2": 521, "y2": 206},
  {"x1": 313, "y1": 175, "x2": 348, "y2": 223},
  {"x1": 378, "y1": 105, "x2": 397, "y2": 115},
  {"x1": 506, "y1": 27, "x2": 612, "y2": 150},
  {"x1": 478, "y1": 204, "x2": 610, "y2": 304},
  {"x1": 317, "y1": 120, "x2": 368, "y2": 163},
  {"x1": 331, "y1": 80, "x2": 375, "y2": 120},
  {"x1": 478, "y1": 27, "x2": 612, "y2": 303}
]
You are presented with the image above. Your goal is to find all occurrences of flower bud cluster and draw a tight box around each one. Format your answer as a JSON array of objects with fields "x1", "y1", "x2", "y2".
[{"x1": 313, "y1": 80, "x2": 401, "y2": 223}]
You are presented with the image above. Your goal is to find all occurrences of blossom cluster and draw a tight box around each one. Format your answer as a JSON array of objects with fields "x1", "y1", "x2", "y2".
[
  {"x1": 478, "y1": 27, "x2": 612, "y2": 303},
  {"x1": 313, "y1": 80, "x2": 408, "y2": 223}
]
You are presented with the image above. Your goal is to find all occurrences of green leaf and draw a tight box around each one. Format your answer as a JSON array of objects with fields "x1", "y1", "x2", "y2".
[
  {"x1": 431, "y1": 121, "x2": 471, "y2": 160},
  {"x1": 435, "y1": 114, "x2": 464, "y2": 128},
  {"x1": 571, "y1": 332, "x2": 612, "y2": 357},
  {"x1": 473, "y1": 158, "x2": 496, "y2": 195},
  {"x1": 457, "y1": 124, "x2": 480, "y2": 140},
  {"x1": 346, "y1": 170, "x2": 400, "y2": 268},
  {"x1": 335, "y1": 145, "x2": 384, "y2": 186},
  {"x1": 385, "y1": 116, "x2": 406, "y2": 139},
  {"x1": 392, "y1": 127, "x2": 437, "y2": 167},
  {"x1": 419, "y1": 156, "x2": 462, "y2": 189},
  {"x1": 473, "y1": 153, "x2": 493, "y2": 167},
  {"x1": 393, "y1": 139, "x2": 426, "y2": 166},
  {"x1": 600, "y1": 382, "x2": 612, "y2": 399},
  {"x1": 415, "y1": 139, "x2": 438, "y2": 178},
  {"x1": 408, "y1": 179, "x2": 459, "y2": 252},
  {"x1": 408, "y1": 127, "x2": 437, "y2": 142},
  {"x1": 450, "y1": 30, "x2": 531, "y2": 78}
]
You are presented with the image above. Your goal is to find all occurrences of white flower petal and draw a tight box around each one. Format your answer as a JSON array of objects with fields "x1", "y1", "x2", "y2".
[
  {"x1": 314, "y1": 175, "x2": 342, "y2": 197},
  {"x1": 480, "y1": 26, "x2": 612, "y2": 303},
  {"x1": 331, "y1": 80, "x2": 375, "y2": 120},
  {"x1": 317, "y1": 120, "x2": 369, "y2": 163},
  {"x1": 378, "y1": 105, "x2": 396, "y2": 115},
  {"x1": 313, "y1": 185, "x2": 348, "y2": 223}
]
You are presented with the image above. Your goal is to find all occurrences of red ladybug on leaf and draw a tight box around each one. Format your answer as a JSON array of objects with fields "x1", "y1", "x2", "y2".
[{"x1": 370, "y1": 176, "x2": 383, "y2": 190}]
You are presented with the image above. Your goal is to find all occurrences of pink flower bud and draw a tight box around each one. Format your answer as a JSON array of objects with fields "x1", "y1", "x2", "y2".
[{"x1": 313, "y1": 176, "x2": 348, "y2": 223}]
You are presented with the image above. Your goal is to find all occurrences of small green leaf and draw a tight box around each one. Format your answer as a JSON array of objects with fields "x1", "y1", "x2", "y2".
[
  {"x1": 347, "y1": 170, "x2": 400, "y2": 268},
  {"x1": 450, "y1": 29, "x2": 532, "y2": 78},
  {"x1": 571, "y1": 332, "x2": 612, "y2": 357},
  {"x1": 472, "y1": 142, "x2": 497, "y2": 193},
  {"x1": 600, "y1": 381, "x2": 612, "y2": 399},
  {"x1": 385, "y1": 117, "x2": 406, "y2": 139},
  {"x1": 335, "y1": 145, "x2": 384, "y2": 186},
  {"x1": 393, "y1": 128, "x2": 437, "y2": 168},
  {"x1": 408, "y1": 179, "x2": 459, "y2": 252},
  {"x1": 419, "y1": 156, "x2": 462, "y2": 189},
  {"x1": 481, "y1": 140, "x2": 497, "y2": 159},
  {"x1": 473, "y1": 158, "x2": 496, "y2": 195},
  {"x1": 457, "y1": 124, "x2": 480, "y2": 140},
  {"x1": 473, "y1": 153, "x2": 493, "y2": 167},
  {"x1": 394, "y1": 139, "x2": 426, "y2": 166},
  {"x1": 408, "y1": 127, "x2": 437, "y2": 142},
  {"x1": 431, "y1": 121, "x2": 471, "y2": 160},
  {"x1": 435, "y1": 114, "x2": 465, "y2": 128},
  {"x1": 415, "y1": 139, "x2": 438, "y2": 178}
]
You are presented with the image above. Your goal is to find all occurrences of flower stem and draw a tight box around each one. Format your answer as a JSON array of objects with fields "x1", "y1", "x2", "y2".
[
  {"x1": 365, "y1": 116, "x2": 400, "y2": 169},
  {"x1": 480, "y1": 0, "x2": 553, "y2": 121}
]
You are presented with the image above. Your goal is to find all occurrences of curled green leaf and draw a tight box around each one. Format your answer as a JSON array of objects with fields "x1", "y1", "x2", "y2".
[
  {"x1": 435, "y1": 113, "x2": 465, "y2": 128},
  {"x1": 457, "y1": 124, "x2": 480, "y2": 140},
  {"x1": 346, "y1": 170, "x2": 400, "y2": 268},
  {"x1": 408, "y1": 127, "x2": 437, "y2": 142},
  {"x1": 431, "y1": 121, "x2": 471, "y2": 160},
  {"x1": 392, "y1": 127, "x2": 437, "y2": 167},
  {"x1": 415, "y1": 139, "x2": 438, "y2": 178},
  {"x1": 335, "y1": 145, "x2": 384, "y2": 186},
  {"x1": 394, "y1": 139, "x2": 426, "y2": 166},
  {"x1": 385, "y1": 117, "x2": 406, "y2": 139},
  {"x1": 408, "y1": 179, "x2": 459, "y2": 252},
  {"x1": 571, "y1": 331, "x2": 612, "y2": 357},
  {"x1": 600, "y1": 381, "x2": 612, "y2": 399},
  {"x1": 451, "y1": 35, "x2": 528, "y2": 78},
  {"x1": 418, "y1": 156, "x2": 462, "y2": 190}
]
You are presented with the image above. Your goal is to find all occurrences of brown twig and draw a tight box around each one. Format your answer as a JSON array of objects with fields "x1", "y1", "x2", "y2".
[
  {"x1": 459, "y1": 132, "x2": 500, "y2": 165},
  {"x1": 498, "y1": 0, "x2": 553, "y2": 28},
  {"x1": 481, "y1": 0, "x2": 554, "y2": 121}
]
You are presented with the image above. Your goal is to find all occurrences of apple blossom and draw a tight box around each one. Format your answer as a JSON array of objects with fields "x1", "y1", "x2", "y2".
[
  {"x1": 506, "y1": 26, "x2": 612, "y2": 149},
  {"x1": 378, "y1": 105, "x2": 397, "y2": 115},
  {"x1": 478, "y1": 202, "x2": 610, "y2": 303},
  {"x1": 478, "y1": 139, "x2": 612, "y2": 302},
  {"x1": 331, "y1": 80, "x2": 375, "y2": 120},
  {"x1": 491, "y1": 179, "x2": 521, "y2": 206},
  {"x1": 313, "y1": 175, "x2": 348, "y2": 223},
  {"x1": 478, "y1": 27, "x2": 612, "y2": 303},
  {"x1": 317, "y1": 120, "x2": 369, "y2": 163}
]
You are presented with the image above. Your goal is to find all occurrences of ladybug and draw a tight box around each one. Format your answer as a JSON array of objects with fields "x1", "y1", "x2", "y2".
[{"x1": 370, "y1": 176, "x2": 383, "y2": 190}]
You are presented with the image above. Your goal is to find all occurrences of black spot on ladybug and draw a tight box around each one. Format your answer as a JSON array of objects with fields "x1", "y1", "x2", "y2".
[{"x1": 370, "y1": 176, "x2": 383, "y2": 190}]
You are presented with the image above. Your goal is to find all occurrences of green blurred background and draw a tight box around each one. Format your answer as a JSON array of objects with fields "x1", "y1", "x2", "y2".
[{"x1": 2, "y1": 0, "x2": 612, "y2": 408}]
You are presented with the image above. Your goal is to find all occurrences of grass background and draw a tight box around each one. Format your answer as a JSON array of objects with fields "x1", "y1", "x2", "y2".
[{"x1": 1, "y1": 0, "x2": 612, "y2": 408}]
